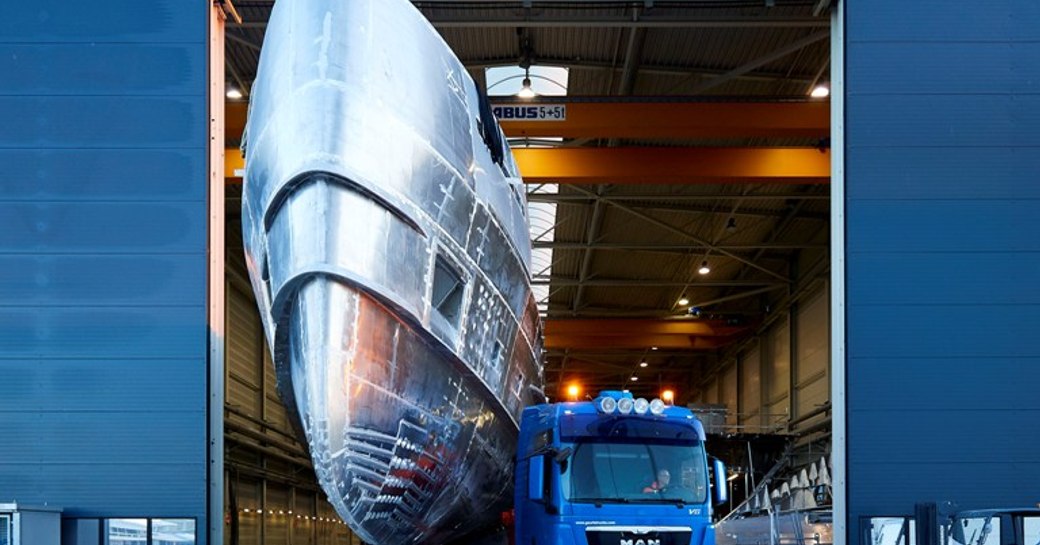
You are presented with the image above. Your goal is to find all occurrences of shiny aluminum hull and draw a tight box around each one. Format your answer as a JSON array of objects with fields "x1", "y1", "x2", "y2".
[{"x1": 240, "y1": 1, "x2": 543, "y2": 543}]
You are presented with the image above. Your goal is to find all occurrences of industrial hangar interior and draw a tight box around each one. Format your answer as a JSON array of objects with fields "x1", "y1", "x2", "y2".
[
  {"x1": 223, "y1": 1, "x2": 833, "y2": 544},
  {"x1": 6, "y1": 1, "x2": 1040, "y2": 545}
]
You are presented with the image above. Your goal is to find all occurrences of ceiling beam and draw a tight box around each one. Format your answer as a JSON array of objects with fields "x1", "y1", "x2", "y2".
[
  {"x1": 494, "y1": 100, "x2": 829, "y2": 139},
  {"x1": 546, "y1": 319, "x2": 747, "y2": 337},
  {"x1": 545, "y1": 334, "x2": 738, "y2": 350},
  {"x1": 535, "y1": 241, "x2": 826, "y2": 251},
  {"x1": 513, "y1": 147, "x2": 830, "y2": 185},
  {"x1": 225, "y1": 100, "x2": 830, "y2": 144},
  {"x1": 229, "y1": 15, "x2": 828, "y2": 30},
  {"x1": 532, "y1": 277, "x2": 780, "y2": 288},
  {"x1": 689, "y1": 30, "x2": 831, "y2": 94},
  {"x1": 224, "y1": 146, "x2": 830, "y2": 185},
  {"x1": 527, "y1": 193, "x2": 830, "y2": 202}
]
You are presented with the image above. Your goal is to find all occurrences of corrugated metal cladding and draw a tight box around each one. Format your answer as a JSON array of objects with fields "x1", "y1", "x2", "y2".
[
  {"x1": 845, "y1": 0, "x2": 1040, "y2": 540},
  {"x1": 696, "y1": 282, "x2": 829, "y2": 434},
  {"x1": 224, "y1": 244, "x2": 358, "y2": 544},
  {"x1": 0, "y1": 0, "x2": 209, "y2": 531}
]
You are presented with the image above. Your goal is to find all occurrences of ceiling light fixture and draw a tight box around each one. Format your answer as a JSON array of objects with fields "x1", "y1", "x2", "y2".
[
  {"x1": 651, "y1": 346, "x2": 658, "y2": 351},
  {"x1": 630, "y1": 376, "x2": 639, "y2": 382},
  {"x1": 226, "y1": 86, "x2": 243, "y2": 100},
  {"x1": 810, "y1": 84, "x2": 830, "y2": 98},
  {"x1": 639, "y1": 361, "x2": 648, "y2": 368},
  {"x1": 726, "y1": 217, "x2": 738, "y2": 233},
  {"x1": 677, "y1": 295, "x2": 690, "y2": 306},
  {"x1": 517, "y1": 69, "x2": 536, "y2": 99},
  {"x1": 698, "y1": 261, "x2": 711, "y2": 275}
]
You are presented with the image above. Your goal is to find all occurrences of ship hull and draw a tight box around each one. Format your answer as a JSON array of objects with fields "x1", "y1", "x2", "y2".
[
  {"x1": 240, "y1": 1, "x2": 543, "y2": 543},
  {"x1": 284, "y1": 278, "x2": 518, "y2": 544}
]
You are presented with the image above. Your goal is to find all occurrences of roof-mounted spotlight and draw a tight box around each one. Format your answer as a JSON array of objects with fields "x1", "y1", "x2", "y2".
[
  {"x1": 649, "y1": 398, "x2": 667, "y2": 415},
  {"x1": 617, "y1": 396, "x2": 635, "y2": 414},
  {"x1": 634, "y1": 398, "x2": 650, "y2": 415},
  {"x1": 597, "y1": 396, "x2": 617, "y2": 414}
]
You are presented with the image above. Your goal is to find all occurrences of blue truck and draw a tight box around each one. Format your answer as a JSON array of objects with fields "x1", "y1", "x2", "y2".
[{"x1": 514, "y1": 391, "x2": 729, "y2": 545}]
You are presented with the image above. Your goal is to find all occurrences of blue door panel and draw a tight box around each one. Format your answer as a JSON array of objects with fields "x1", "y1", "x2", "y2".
[
  {"x1": 0, "y1": 306, "x2": 206, "y2": 359},
  {"x1": 846, "y1": 148, "x2": 1040, "y2": 200},
  {"x1": 0, "y1": 202, "x2": 207, "y2": 253},
  {"x1": 0, "y1": 256, "x2": 204, "y2": 306},
  {"x1": 0, "y1": 149, "x2": 205, "y2": 202},
  {"x1": 0, "y1": 44, "x2": 205, "y2": 95},
  {"x1": 847, "y1": 252, "x2": 1040, "y2": 305},
  {"x1": 0, "y1": 0, "x2": 206, "y2": 44},
  {"x1": 0, "y1": 96, "x2": 206, "y2": 148}
]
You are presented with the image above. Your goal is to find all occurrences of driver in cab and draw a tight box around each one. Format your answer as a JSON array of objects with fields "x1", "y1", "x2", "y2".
[{"x1": 642, "y1": 469, "x2": 671, "y2": 494}]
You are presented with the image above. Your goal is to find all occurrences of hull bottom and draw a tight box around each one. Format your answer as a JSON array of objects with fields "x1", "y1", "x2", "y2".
[{"x1": 278, "y1": 278, "x2": 518, "y2": 544}]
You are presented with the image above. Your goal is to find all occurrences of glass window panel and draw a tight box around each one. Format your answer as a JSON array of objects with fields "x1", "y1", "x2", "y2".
[
  {"x1": 869, "y1": 517, "x2": 911, "y2": 545},
  {"x1": 151, "y1": 519, "x2": 196, "y2": 545},
  {"x1": 104, "y1": 519, "x2": 146, "y2": 545},
  {"x1": 1023, "y1": 517, "x2": 1040, "y2": 545},
  {"x1": 950, "y1": 516, "x2": 1000, "y2": 545}
]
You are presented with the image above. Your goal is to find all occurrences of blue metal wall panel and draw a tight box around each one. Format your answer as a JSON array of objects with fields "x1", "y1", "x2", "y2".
[
  {"x1": 846, "y1": 1, "x2": 1040, "y2": 541},
  {"x1": 848, "y1": 253, "x2": 1040, "y2": 305},
  {"x1": 2, "y1": 359, "x2": 203, "y2": 412},
  {"x1": 0, "y1": 0, "x2": 210, "y2": 536},
  {"x1": 0, "y1": 1, "x2": 206, "y2": 43},
  {"x1": 0, "y1": 149, "x2": 205, "y2": 201},
  {"x1": 0, "y1": 256, "x2": 205, "y2": 306},
  {"x1": 850, "y1": 358, "x2": 1040, "y2": 412},
  {"x1": 0, "y1": 97, "x2": 206, "y2": 148},
  {"x1": 0, "y1": 44, "x2": 206, "y2": 95},
  {"x1": 848, "y1": 1, "x2": 1040, "y2": 42},
  {"x1": 0, "y1": 307, "x2": 206, "y2": 359},
  {"x1": 0, "y1": 202, "x2": 206, "y2": 252},
  {"x1": 847, "y1": 148, "x2": 1040, "y2": 200}
]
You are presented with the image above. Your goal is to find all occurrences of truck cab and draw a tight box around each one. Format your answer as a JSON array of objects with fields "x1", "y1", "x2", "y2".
[{"x1": 515, "y1": 391, "x2": 728, "y2": 545}]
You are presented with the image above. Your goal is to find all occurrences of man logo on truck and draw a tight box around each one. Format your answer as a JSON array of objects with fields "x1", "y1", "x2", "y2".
[{"x1": 620, "y1": 539, "x2": 661, "y2": 545}]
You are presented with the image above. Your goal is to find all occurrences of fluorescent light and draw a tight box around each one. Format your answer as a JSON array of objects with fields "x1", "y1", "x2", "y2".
[
  {"x1": 810, "y1": 84, "x2": 830, "y2": 98},
  {"x1": 698, "y1": 261, "x2": 711, "y2": 275}
]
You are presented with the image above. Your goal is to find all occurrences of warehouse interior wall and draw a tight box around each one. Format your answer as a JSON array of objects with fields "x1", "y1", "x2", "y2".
[
  {"x1": 695, "y1": 261, "x2": 831, "y2": 440},
  {"x1": 844, "y1": 1, "x2": 1040, "y2": 542},
  {"x1": 224, "y1": 218, "x2": 359, "y2": 545}
]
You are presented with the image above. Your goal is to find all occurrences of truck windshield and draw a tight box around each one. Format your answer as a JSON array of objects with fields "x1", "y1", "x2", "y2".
[{"x1": 561, "y1": 440, "x2": 708, "y2": 505}]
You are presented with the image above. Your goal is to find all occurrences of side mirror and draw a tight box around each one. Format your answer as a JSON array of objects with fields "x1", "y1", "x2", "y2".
[
  {"x1": 528, "y1": 456, "x2": 545, "y2": 502},
  {"x1": 713, "y1": 459, "x2": 729, "y2": 505}
]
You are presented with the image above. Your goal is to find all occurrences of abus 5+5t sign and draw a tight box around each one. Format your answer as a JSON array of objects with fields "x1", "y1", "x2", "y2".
[{"x1": 491, "y1": 104, "x2": 566, "y2": 121}]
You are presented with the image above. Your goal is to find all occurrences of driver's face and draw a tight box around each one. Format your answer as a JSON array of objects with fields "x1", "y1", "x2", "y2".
[{"x1": 658, "y1": 470, "x2": 671, "y2": 486}]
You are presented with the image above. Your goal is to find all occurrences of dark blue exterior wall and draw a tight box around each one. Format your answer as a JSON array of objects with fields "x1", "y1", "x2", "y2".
[
  {"x1": 0, "y1": 0, "x2": 210, "y2": 530},
  {"x1": 845, "y1": 0, "x2": 1040, "y2": 541}
]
